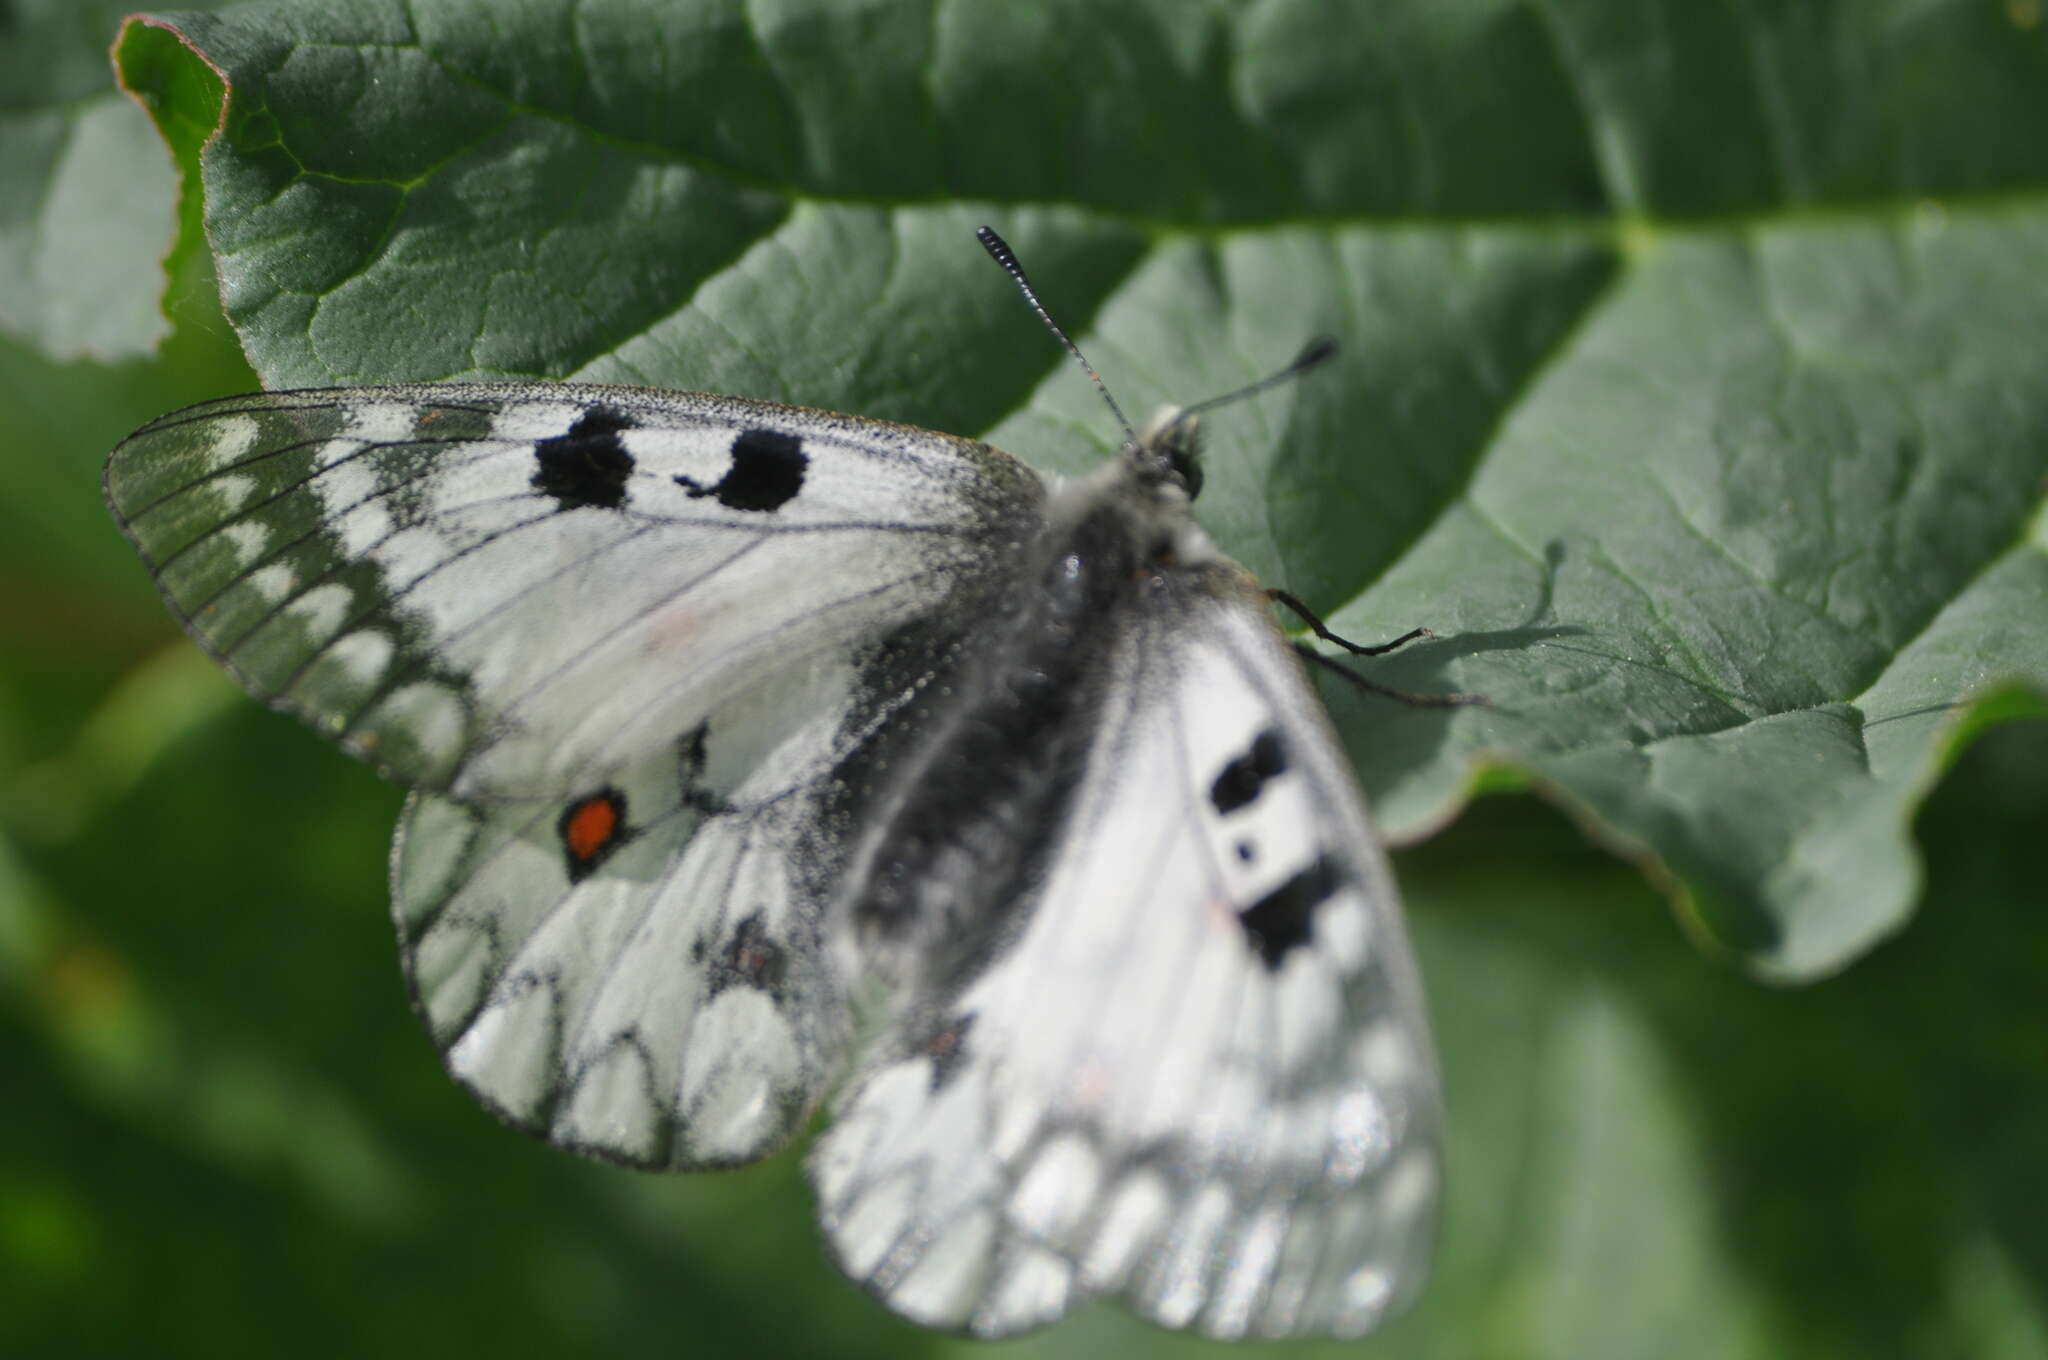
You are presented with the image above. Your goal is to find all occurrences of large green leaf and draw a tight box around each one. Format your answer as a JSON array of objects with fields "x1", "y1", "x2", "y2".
[
  {"x1": 4, "y1": 2, "x2": 2045, "y2": 1357},
  {"x1": 0, "y1": 0, "x2": 250, "y2": 753},
  {"x1": 0, "y1": 0, "x2": 187, "y2": 359},
  {"x1": 114, "y1": 0, "x2": 2046, "y2": 973}
]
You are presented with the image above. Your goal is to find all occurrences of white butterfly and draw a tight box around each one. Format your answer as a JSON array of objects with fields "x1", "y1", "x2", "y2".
[{"x1": 104, "y1": 229, "x2": 1446, "y2": 1340}]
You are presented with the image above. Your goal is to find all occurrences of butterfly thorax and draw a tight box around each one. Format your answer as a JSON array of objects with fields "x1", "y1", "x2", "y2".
[{"x1": 831, "y1": 461, "x2": 1209, "y2": 989}]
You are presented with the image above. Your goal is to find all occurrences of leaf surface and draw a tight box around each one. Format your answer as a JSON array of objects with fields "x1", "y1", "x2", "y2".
[{"x1": 113, "y1": 0, "x2": 2048, "y2": 974}]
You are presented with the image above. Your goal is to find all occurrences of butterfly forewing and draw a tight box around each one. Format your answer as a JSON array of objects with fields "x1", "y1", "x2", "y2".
[
  {"x1": 810, "y1": 563, "x2": 1441, "y2": 1340},
  {"x1": 105, "y1": 385, "x2": 1042, "y2": 799}
]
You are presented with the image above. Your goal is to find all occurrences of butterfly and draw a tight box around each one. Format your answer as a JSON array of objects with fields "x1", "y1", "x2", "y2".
[{"x1": 103, "y1": 228, "x2": 1449, "y2": 1340}]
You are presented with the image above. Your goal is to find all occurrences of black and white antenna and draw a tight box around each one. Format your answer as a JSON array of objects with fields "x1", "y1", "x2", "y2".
[
  {"x1": 978, "y1": 226, "x2": 1338, "y2": 444},
  {"x1": 977, "y1": 226, "x2": 1137, "y2": 447},
  {"x1": 1179, "y1": 337, "x2": 1338, "y2": 421}
]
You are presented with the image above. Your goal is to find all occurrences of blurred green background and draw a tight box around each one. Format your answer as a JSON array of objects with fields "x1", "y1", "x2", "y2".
[{"x1": 7, "y1": 2, "x2": 2048, "y2": 1357}]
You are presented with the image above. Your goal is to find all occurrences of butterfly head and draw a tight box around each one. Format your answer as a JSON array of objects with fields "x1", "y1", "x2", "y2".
[
  {"x1": 1131, "y1": 405, "x2": 1205, "y2": 501},
  {"x1": 975, "y1": 225, "x2": 1335, "y2": 514},
  {"x1": 1123, "y1": 335, "x2": 1341, "y2": 506}
]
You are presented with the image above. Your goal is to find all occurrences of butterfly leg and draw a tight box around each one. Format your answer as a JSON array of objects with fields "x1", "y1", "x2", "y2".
[
  {"x1": 1268, "y1": 588, "x2": 1431, "y2": 657},
  {"x1": 1270, "y1": 589, "x2": 1491, "y2": 709}
]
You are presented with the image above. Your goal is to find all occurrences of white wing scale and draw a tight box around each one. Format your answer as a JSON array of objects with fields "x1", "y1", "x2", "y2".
[{"x1": 810, "y1": 567, "x2": 1441, "y2": 1339}]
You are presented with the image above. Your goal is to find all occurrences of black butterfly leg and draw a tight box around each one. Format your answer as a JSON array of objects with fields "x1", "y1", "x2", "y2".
[{"x1": 1268, "y1": 589, "x2": 1491, "y2": 710}]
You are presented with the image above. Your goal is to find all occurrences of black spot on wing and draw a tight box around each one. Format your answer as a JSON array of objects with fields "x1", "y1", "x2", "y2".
[
  {"x1": 676, "y1": 427, "x2": 807, "y2": 512},
  {"x1": 1238, "y1": 855, "x2": 1341, "y2": 971},
  {"x1": 532, "y1": 406, "x2": 636, "y2": 510},
  {"x1": 922, "y1": 1012, "x2": 977, "y2": 1093},
  {"x1": 705, "y1": 911, "x2": 788, "y2": 997},
  {"x1": 1210, "y1": 728, "x2": 1288, "y2": 814},
  {"x1": 676, "y1": 722, "x2": 731, "y2": 817}
]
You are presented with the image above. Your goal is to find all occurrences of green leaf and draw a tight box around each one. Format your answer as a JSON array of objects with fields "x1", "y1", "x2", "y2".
[
  {"x1": 7, "y1": 1, "x2": 2044, "y2": 1355},
  {"x1": 113, "y1": 0, "x2": 2048, "y2": 975},
  {"x1": 0, "y1": 0, "x2": 249, "y2": 614},
  {"x1": 0, "y1": 0, "x2": 186, "y2": 359}
]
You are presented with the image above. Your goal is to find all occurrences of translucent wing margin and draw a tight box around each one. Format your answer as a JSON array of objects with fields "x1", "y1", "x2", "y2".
[
  {"x1": 105, "y1": 384, "x2": 1042, "y2": 800},
  {"x1": 810, "y1": 567, "x2": 1442, "y2": 1339}
]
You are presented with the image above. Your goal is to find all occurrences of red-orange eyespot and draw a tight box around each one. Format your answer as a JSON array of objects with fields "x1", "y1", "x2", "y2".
[{"x1": 558, "y1": 789, "x2": 629, "y2": 882}]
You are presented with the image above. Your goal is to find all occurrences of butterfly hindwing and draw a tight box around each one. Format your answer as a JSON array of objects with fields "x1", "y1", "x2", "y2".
[
  {"x1": 105, "y1": 384, "x2": 1042, "y2": 800},
  {"x1": 387, "y1": 538, "x2": 1020, "y2": 1169},
  {"x1": 394, "y1": 665, "x2": 796, "y2": 1166},
  {"x1": 809, "y1": 564, "x2": 1441, "y2": 1339}
]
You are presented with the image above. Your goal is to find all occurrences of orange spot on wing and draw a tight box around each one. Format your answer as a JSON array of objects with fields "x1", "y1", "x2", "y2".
[{"x1": 563, "y1": 794, "x2": 622, "y2": 863}]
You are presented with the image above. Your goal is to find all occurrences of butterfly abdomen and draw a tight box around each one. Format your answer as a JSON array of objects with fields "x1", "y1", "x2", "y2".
[{"x1": 836, "y1": 498, "x2": 1147, "y2": 979}]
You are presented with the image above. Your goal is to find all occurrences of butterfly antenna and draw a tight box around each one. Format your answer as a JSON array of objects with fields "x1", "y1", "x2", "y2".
[
  {"x1": 1178, "y1": 337, "x2": 1339, "y2": 420},
  {"x1": 977, "y1": 226, "x2": 1137, "y2": 447}
]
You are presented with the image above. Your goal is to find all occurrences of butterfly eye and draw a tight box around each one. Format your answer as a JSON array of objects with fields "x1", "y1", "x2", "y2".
[{"x1": 1162, "y1": 421, "x2": 1204, "y2": 499}]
